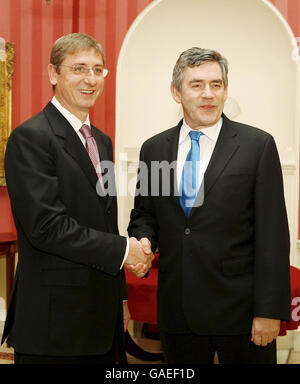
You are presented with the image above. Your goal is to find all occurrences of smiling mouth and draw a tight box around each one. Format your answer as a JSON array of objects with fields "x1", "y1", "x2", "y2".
[{"x1": 80, "y1": 90, "x2": 95, "y2": 95}]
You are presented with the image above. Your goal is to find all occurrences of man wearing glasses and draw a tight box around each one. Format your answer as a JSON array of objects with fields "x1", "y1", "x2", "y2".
[{"x1": 1, "y1": 33, "x2": 152, "y2": 364}]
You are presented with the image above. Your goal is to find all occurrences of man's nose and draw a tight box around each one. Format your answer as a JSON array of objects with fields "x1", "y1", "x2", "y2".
[
  {"x1": 201, "y1": 85, "x2": 214, "y2": 97},
  {"x1": 84, "y1": 68, "x2": 97, "y2": 85}
]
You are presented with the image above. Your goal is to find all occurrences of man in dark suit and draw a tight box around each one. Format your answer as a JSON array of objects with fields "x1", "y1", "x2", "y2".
[
  {"x1": 1, "y1": 33, "x2": 153, "y2": 364},
  {"x1": 128, "y1": 47, "x2": 291, "y2": 364}
]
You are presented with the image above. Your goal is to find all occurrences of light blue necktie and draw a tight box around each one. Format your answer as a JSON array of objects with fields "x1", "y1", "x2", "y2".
[{"x1": 180, "y1": 130, "x2": 204, "y2": 217}]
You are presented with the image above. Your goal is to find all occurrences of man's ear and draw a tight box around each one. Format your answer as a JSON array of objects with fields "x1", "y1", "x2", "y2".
[
  {"x1": 170, "y1": 83, "x2": 182, "y2": 104},
  {"x1": 48, "y1": 64, "x2": 58, "y2": 86}
]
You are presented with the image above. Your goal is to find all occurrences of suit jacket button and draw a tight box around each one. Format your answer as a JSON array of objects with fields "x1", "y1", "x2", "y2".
[
  {"x1": 185, "y1": 228, "x2": 191, "y2": 235},
  {"x1": 106, "y1": 209, "x2": 111, "y2": 214}
]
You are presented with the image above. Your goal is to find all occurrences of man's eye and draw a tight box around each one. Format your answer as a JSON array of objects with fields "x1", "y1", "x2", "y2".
[
  {"x1": 93, "y1": 67, "x2": 103, "y2": 74},
  {"x1": 74, "y1": 66, "x2": 86, "y2": 73}
]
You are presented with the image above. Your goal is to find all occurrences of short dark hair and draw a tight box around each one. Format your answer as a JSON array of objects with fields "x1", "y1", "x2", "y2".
[{"x1": 172, "y1": 47, "x2": 228, "y2": 90}]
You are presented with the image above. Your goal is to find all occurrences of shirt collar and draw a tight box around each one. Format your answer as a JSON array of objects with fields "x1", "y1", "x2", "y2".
[
  {"x1": 179, "y1": 117, "x2": 223, "y2": 145},
  {"x1": 51, "y1": 96, "x2": 90, "y2": 133}
]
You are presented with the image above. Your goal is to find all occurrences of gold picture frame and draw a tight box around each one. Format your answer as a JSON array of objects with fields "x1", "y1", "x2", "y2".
[{"x1": 0, "y1": 40, "x2": 15, "y2": 186}]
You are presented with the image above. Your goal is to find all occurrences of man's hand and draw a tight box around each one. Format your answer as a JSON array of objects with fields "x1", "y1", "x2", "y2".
[
  {"x1": 139, "y1": 237, "x2": 153, "y2": 258},
  {"x1": 123, "y1": 301, "x2": 131, "y2": 332},
  {"x1": 125, "y1": 237, "x2": 148, "y2": 266},
  {"x1": 139, "y1": 237, "x2": 154, "y2": 269},
  {"x1": 251, "y1": 317, "x2": 280, "y2": 346},
  {"x1": 125, "y1": 238, "x2": 154, "y2": 278}
]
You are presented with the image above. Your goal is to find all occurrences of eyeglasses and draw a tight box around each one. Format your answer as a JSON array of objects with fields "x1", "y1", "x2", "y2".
[{"x1": 58, "y1": 64, "x2": 109, "y2": 78}]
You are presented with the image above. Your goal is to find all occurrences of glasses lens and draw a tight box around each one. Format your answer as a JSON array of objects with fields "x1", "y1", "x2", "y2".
[
  {"x1": 71, "y1": 65, "x2": 87, "y2": 74},
  {"x1": 103, "y1": 68, "x2": 108, "y2": 78}
]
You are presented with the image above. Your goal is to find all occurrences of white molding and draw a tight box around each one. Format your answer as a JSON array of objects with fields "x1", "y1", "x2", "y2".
[
  {"x1": 0, "y1": 321, "x2": 4, "y2": 336},
  {"x1": 293, "y1": 329, "x2": 300, "y2": 352},
  {"x1": 282, "y1": 164, "x2": 296, "y2": 171},
  {"x1": 261, "y1": 0, "x2": 299, "y2": 47},
  {"x1": 277, "y1": 331, "x2": 294, "y2": 350}
]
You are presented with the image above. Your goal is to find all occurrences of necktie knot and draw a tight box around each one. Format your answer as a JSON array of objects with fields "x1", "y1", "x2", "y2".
[
  {"x1": 80, "y1": 124, "x2": 92, "y2": 139},
  {"x1": 189, "y1": 130, "x2": 203, "y2": 142}
]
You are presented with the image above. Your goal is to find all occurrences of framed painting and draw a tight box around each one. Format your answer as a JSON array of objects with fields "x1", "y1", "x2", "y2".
[{"x1": 0, "y1": 39, "x2": 15, "y2": 186}]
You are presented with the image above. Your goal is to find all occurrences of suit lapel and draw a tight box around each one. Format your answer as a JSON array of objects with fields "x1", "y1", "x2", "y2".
[
  {"x1": 92, "y1": 126, "x2": 113, "y2": 207},
  {"x1": 164, "y1": 120, "x2": 182, "y2": 206},
  {"x1": 189, "y1": 115, "x2": 239, "y2": 217},
  {"x1": 92, "y1": 125, "x2": 108, "y2": 169},
  {"x1": 165, "y1": 117, "x2": 239, "y2": 217},
  {"x1": 203, "y1": 115, "x2": 239, "y2": 195},
  {"x1": 43, "y1": 102, "x2": 102, "y2": 195}
]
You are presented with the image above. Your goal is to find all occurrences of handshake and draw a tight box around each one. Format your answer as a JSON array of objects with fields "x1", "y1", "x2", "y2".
[{"x1": 124, "y1": 237, "x2": 154, "y2": 278}]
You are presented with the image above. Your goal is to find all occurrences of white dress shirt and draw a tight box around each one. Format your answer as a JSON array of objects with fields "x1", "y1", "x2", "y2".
[
  {"x1": 177, "y1": 118, "x2": 223, "y2": 192},
  {"x1": 51, "y1": 97, "x2": 129, "y2": 269},
  {"x1": 51, "y1": 96, "x2": 90, "y2": 146}
]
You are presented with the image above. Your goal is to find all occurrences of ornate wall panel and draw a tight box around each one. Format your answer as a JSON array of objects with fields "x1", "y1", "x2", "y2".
[{"x1": 0, "y1": 41, "x2": 14, "y2": 186}]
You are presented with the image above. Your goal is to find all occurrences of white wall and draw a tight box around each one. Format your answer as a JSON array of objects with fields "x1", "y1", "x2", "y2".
[
  {"x1": 0, "y1": 258, "x2": 6, "y2": 324},
  {"x1": 115, "y1": 0, "x2": 300, "y2": 266}
]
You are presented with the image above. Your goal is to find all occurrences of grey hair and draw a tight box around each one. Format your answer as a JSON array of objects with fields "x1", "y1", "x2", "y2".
[{"x1": 172, "y1": 47, "x2": 228, "y2": 90}]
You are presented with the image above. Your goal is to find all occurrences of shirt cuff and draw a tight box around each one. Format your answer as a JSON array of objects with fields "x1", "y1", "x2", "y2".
[{"x1": 120, "y1": 237, "x2": 129, "y2": 269}]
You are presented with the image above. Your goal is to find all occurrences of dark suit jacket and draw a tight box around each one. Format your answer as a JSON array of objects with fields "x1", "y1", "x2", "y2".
[
  {"x1": 1, "y1": 102, "x2": 127, "y2": 356},
  {"x1": 128, "y1": 114, "x2": 291, "y2": 336}
]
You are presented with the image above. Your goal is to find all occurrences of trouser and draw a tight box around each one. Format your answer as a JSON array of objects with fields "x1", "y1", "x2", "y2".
[{"x1": 160, "y1": 332, "x2": 277, "y2": 364}]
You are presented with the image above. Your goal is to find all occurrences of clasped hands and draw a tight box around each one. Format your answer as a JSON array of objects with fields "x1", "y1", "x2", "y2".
[{"x1": 125, "y1": 237, "x2": 154, "y2": 278}]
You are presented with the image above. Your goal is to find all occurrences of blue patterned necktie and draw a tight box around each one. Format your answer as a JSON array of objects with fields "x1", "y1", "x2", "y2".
[{"x1": 180, "y1": 130, "x2": 204, "y2": 217}]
